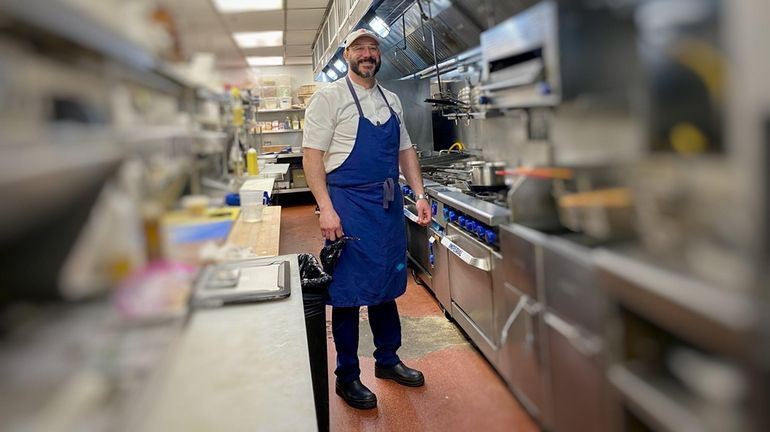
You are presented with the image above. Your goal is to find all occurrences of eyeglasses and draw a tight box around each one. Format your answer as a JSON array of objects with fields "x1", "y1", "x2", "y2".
[{"x1": 348, "y1": 44, "x2": 380, "y2": 54}]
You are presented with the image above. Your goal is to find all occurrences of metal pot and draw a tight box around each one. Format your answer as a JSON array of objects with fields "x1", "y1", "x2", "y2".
[{"x1": 470, "y1": 161, "x2": 507, "y2": 188}]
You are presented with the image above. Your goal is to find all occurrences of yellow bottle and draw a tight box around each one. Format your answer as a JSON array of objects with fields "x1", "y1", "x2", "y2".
[{"x1": 246, "y1": 148, "x2": 259, "y2": 176}]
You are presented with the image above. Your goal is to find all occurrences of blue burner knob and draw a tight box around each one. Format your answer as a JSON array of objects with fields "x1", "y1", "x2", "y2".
[
  {"x1": 485, "y1": 230, "x2": 497, "y2": 244},
  {"x1": 458, "y1": 215, "x2": 466, "y2": 226},
  {"x1": 448, "y1": 211, "x2": 457, "y2": 222},
  {"x1": 466, "y1": 220, "x2": 477, "y2": 232},
  {"x1": 443, "y1": 208, "x2": 449, "y2": 219},
  {"x1": 431, "y1": 202, "x2": 438, "y2": 216},
  {"x1": 476, "y1": 225, "x2": 486, "y2": 237}
]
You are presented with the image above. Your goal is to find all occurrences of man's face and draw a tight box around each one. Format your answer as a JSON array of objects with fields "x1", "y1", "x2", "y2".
[{"x1": 345, "y1": 36, "x2": 381, "y2": 78}]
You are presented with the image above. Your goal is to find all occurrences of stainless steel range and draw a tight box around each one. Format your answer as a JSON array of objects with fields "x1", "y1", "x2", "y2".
[{"x1": 403, "y1": 162, "x2": 512, "y2": 362}]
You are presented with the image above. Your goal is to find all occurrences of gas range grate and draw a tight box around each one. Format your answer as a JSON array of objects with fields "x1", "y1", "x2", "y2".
[{"x1": 419, "y1": 152, "x2": 473, "y2": 170}]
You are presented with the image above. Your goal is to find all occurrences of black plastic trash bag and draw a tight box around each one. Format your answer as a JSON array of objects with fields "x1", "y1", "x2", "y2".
[
  {"x1": 298, "y1": 253, "x2": 332, "y2": 296},
  {"x1": 296, "y1": 253, "x2": 330, "y2": 432},
  {"x1": 319, "y1": 236, "x2": 359, "y2": 275}
]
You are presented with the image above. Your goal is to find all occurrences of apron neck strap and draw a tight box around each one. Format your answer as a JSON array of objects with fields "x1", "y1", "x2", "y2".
[
  {"x1": 345, "y1": 76, "x2": 398, "y2": 120},
  {"x1": 345, "y1": 76, "x2": 365, "y2": 118}
]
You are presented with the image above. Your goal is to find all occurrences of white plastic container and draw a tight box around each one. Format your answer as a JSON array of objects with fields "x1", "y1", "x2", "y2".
[
  {"x1": 240, "y1": 190, "x2": 264, "y2": 222},
  {"x1": 278, "y1": 97, "x2": 292, "y2": 109}
]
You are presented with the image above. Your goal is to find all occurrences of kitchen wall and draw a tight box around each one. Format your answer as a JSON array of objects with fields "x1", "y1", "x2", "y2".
[{"x1": 383, "y1": 78, "x2": 434, "y2": 153}]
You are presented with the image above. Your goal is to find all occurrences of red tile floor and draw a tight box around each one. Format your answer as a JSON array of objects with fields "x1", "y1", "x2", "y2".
[{"x1": 280, "y1": 201, "x2": 540, "y2": 432}]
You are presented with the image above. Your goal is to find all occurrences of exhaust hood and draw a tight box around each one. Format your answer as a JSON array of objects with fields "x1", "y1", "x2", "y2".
[{"x1": 313, "y1": 0, "x2": 538, "y2": 81}]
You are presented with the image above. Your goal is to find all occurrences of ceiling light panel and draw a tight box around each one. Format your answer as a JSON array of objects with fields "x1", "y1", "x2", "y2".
[
  {"x1": 233, "y1": 31, "x2": 283, "y2": 48},
  {"x1": 247, "y1": 56, "x2": 284, "y2": 66},
  {"x1": 213, "y1": 0, "x2": 283, "y2": 13}
]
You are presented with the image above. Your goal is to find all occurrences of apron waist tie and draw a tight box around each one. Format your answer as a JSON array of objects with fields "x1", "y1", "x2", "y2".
[{"x1": 383, "y1": 178, "x2": 395, "y2": 209}]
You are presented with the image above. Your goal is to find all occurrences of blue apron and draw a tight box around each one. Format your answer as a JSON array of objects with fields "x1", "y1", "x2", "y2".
[{"x1": 325, "y1": 77, "x2": 407, "y2": 307}]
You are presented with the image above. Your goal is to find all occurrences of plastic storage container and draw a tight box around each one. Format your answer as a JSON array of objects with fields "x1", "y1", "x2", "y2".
[
  {"x1": 277, "y1": 86, "x2": 292, "y2": 98},
  {"x1": 260, "y1": 75, "x2": 291, "y2": 87},
  {"x1": 239, "y1": 190, "x2": 264, "y2": 222},
  {"x1": 260, "y1": 97, "x2": 279, "y2": 110},
  {"x1": 279, "y1": 97, "x2": 292, "y2": 109},
  {"x1": 260, "y1": 86, "x2": 277, "y2": 98}
]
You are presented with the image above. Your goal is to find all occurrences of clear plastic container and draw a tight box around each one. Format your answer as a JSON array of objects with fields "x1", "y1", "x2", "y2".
[
  {"x1": 260, "y1": 86, "x2": 277, "y2": 98},
  {"x1": 279, "y1": 97, "x2": 292, "y2": 109},
  {"x1": 260, "y1": 97, "x2": 279, "y2": 110},
  {"x1": 277, "y1": 86, "x2": 292, "y2": 98},
  {"x1": 240, "y1": 190, "x2": 264, "y2": 222}
]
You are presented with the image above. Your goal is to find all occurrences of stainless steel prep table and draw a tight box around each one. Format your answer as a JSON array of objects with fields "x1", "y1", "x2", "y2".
[{"x1": 136, "y1": 254, "x2": 317, "y2": 432}]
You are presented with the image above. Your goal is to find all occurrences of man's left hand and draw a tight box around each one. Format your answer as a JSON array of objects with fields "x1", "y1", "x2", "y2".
[{"x1": 416, "y1": 199, "x2": 431, "y2": 226}]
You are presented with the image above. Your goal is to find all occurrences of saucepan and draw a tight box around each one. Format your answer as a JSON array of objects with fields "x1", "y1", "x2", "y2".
[{"x1": 444, "y1": 161, "x2": 507, "y2": 189}]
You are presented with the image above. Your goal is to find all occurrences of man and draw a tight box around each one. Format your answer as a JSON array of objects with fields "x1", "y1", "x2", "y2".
[{"x1": 302, "y1": 28, "x2": 431, "y2": 410}]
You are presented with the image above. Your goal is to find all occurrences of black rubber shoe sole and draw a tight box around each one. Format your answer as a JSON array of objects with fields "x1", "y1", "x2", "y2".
[
  {"x1": 374, "y1": 368, "x2": 425, "y2": 387},
  {"x1": 335, "y1": 385, "x2": 377, "y2": 409}
]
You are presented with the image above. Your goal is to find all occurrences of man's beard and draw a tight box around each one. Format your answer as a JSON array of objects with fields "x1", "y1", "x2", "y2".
[{"x1": 350, "y1": 57, "x2": 381, "y2": 78}]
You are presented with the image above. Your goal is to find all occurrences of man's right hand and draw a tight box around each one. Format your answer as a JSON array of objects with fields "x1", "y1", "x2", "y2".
[{"x1": 319, "y1": 207, "x2": 344, "y2": 241}]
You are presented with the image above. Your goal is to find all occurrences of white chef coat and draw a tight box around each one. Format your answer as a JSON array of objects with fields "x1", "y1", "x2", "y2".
[{"x1": 302, "y1": 78, "x2": 414, "y2": 173}]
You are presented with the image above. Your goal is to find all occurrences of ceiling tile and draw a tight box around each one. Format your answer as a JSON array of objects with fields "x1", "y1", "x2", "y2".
[
  {"x1": 181, "y1": 33, "x2": 235, "y2": 52},
  {"x1": 286, "y1": 9, "x2": 325, "y2": 30},
  {"x1": 285, "y1": 45, "x2": 312, "y2": 56},
  {"x1": 285, "y1": 56, "x2": 313, "y2": 65},
  {"x1": 287, "y1": 0, "x2": 330, "y2": 9},
  {"x1": 285, "y1": 30, "x2": 317, "y2": 45},
  {"x1": 223, "y1": 10, "x2": 285, "y2": 32},
  {"x1": 241, "y1": 46, "x2": 285, "y2": 57},
  {"x1": 217, "y1": 57, "x2": 249, "y2": 68}
]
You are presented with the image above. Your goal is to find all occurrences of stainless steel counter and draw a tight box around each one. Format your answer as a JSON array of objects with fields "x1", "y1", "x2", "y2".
[{"x1": 136, "y1": 254, "x2": 317, "y2": 432}]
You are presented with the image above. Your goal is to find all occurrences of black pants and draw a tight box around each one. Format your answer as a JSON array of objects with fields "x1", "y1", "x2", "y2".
[{"x1": 331, "y1": 300, "x2": 402, "y2": 383}]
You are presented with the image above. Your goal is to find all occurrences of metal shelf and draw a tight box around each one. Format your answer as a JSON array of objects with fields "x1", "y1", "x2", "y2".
[
  {"x1": 274, "y1": 152, "x2": 303, "y2": 159},
  {"x1": 257, "y1": 108, "x2": 306, "y2": 113},
  {"x1": 272, "y1": 187, "x2": 311, "y2": 195},
  {"x1": 3, "y1": 0, "x2": 220, "y2": 96},
  {"x1": 253, "y1": 130, "x2": 303, "y2": 135}
]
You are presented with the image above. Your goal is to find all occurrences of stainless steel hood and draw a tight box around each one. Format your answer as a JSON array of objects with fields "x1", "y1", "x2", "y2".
[
  {"x1": 375, "y1": 0, "x2": 542, "y2": 80},
  {"x1": 315, "y1": 0, "x2": 540, "y2": 81}
]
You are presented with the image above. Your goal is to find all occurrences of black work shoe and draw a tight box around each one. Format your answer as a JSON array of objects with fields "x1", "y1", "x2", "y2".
[
  {"x1": 335, "y1": 379, "x2": 377, "y2": 409},
  {"x1": 375, "y1": 362, "x2": 425, "y2": 387}
]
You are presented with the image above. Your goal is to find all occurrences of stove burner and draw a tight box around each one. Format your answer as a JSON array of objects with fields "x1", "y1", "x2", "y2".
[{"x1": 471, "y1": 190, "x2": 508, "y2": 207}]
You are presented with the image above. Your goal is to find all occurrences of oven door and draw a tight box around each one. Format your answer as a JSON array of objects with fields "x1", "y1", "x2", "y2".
[
  {"x1": 404, "y1": 201, "x2": 432, "y2": 289},
  {"x1": 429, "y1": 227, "x2": 451, "y2": 313},
  {"x1": 444, "y1": 224, "x2": 498, "y2": 357}
]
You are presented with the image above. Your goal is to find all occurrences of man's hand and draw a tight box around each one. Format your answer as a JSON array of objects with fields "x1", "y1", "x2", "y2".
[
  {"x1": 416, "y1": 199, "x2": 431, "y2": 226},
  {"x1": 319, "y1": 207, "x2": 344, "y2": 241}
]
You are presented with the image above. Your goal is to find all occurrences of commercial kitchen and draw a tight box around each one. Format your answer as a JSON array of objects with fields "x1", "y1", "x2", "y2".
[{"x1": 0, "y1": 0, "x2": 768, "y2": 431}]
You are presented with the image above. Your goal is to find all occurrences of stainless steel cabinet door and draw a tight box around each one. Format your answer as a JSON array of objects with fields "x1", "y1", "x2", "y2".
[
  {"x1": 545, "y1": 312, "x2": 608, "y2": 432},
  {"x1": 497, "y1": 281, "x2": 545, "y2": 419},
  {"x1": 500, "y1": 224, "x2": 541, "y2": 298}
]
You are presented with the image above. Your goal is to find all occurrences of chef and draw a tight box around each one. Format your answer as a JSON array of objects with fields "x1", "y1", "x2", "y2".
[{"x1": 302, "y1": 28, "x2": 431, "y2": 410}]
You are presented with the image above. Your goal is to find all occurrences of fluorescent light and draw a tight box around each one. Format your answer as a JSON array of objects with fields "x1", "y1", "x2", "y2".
[
  {"x1": 369, "y1": 16, "x2": 390, "y2": 38},
  {"x1": 247, "y1": 56, "x2": 283, "y2": 66},
  {"x1": 213, "y1": 0, "x2": 282, "y2": 13},
  {"x1": 325, "y1": 68, "x2": 339, "y2": 80},
  {"x1": 333, "y1": 58, "x2": 347, "y2": 72},
  {"x1": 233, "y1": 31, "x2": 283, "y2": 48}
]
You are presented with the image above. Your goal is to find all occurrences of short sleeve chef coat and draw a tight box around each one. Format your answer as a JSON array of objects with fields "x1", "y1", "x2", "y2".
[{"x1": 302, "y1": 78, "x2": 414, "y2": 173}]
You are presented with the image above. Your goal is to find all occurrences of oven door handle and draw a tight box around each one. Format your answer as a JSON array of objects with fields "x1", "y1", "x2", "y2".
[
  {"x1": 440, "y1": 235, "x2": 491, "y2": 271},
  {"x1": 403, "y1": 206, "x2": 420, "y2": 223}
]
